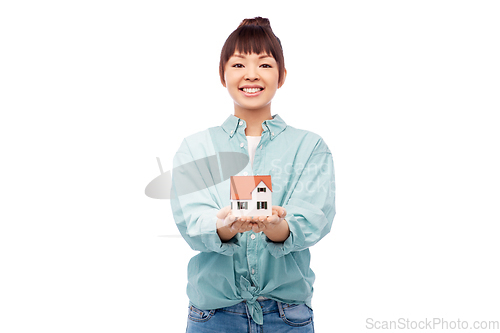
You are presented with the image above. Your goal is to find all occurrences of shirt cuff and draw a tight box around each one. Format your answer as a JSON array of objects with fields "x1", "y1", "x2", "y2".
[
  {"x1": 261, "y1": 215, "x2": 305, "y2": 258},
  {"x1": 199, "y1": 215, "x2": 241, "y2": 256}
]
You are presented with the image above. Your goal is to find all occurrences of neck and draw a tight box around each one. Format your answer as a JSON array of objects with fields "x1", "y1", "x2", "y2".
[{"x1": 234, "y1": 105, "x2": 273, "y2": 136}]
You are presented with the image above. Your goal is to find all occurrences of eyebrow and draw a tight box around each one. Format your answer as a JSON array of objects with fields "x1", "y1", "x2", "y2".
[{"x1": 232, "y1": 54, "x2": 273, "y2": 59}]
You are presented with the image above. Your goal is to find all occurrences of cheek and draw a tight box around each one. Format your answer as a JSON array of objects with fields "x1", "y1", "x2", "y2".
[
  {"x1": 224, "y1": 72, "x2": 239, "y2": 88},
  {"x1": 265, "y1": 71, "x2": 280, "y2": 87},
  {"x1": 268, "y1": 78, "x2": 280, "y2": 90}
]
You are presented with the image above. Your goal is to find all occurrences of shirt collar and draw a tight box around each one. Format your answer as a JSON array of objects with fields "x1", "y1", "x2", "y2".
[{"x1": 221, "y1": 114, "x2": 287, "y2": 140}]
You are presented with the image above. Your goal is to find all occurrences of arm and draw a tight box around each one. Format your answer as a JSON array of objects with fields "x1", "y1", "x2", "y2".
[
  {"x1": 216, "y1": 218, "x2": 238, "y2": 242},
  {"x1": 263, "y1": 138, "x2": 336, "y2": 258},
  {"x1": 170, "y1": 139, "x2": 240, "y2": 255},
  {"x1": 263, "y1": 217, "x2": 289, "y2": 242}
]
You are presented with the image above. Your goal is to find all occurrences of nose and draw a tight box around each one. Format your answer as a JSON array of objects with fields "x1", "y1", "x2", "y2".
[{"x1": 244, "y1": 67, "x2": 259, "y2": 81}]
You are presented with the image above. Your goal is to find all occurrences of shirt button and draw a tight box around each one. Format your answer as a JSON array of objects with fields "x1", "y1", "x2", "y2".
[
  {"x1": 260, "y1": 146, "x2": 263, "y2": 149},
  {"x1": 240, "y1": 142, "x2": 244, "y2": 147},
  {"x1": 230, "y1": 130, "x2": 234, "y2": 135},
  {"x1": 243, "y1": 171, "x2": 248, "y2": 176},
  {"x1": 239, "y1": 121, "x2": 243, "y2": 126},
  {"x1": 271, "y1": 132, "x2": 275, "y2": 136},
  {"x1": 251, "y1": 234, "x2": 256, "y2": 240},
  {"x1": 251, "y1": 269, "x2": 255, "y2": 275}
]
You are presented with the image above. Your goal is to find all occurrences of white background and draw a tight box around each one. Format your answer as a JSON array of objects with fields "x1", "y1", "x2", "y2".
[{"x1": 1, "y1": 1, "x2": 499, "y2": 332}]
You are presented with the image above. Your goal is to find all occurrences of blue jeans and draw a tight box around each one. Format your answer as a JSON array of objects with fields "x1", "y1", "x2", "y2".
[{"x1": 186, "y1": 299, "x2": 314, "y2": 332}]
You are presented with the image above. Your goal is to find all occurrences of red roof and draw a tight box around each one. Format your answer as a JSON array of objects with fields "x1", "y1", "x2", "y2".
[{"x1": 230, "y1": 175, "x2": 272, "y2": 200}]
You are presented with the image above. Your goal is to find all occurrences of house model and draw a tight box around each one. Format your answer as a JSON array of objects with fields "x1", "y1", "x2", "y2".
[{"x1": 230, "y1": 175, "x2": 272, "y2": 217}]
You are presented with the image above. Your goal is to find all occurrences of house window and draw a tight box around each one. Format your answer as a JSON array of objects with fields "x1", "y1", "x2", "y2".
[
  {"x1": 257, "y1": 187, "x2": 266, "y2": 192},
  {"x1": 237, "y1": 202, "x2": 248, "y2": 210},
  {"x1": 257, "y1": 201, "x2": 268, "y2": 210}
]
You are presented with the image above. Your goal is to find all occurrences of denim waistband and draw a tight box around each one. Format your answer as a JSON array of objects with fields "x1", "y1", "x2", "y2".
[{"x1": 219, "y1": 298, "x2": 279, "y2": 315}]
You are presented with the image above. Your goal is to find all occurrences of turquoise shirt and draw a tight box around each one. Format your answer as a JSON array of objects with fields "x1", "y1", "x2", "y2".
[{"x1": 170, "y1": 114, "x2": 336, "y2": 325}]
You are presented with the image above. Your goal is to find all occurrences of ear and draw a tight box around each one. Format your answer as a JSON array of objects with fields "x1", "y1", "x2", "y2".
[{"x1": 278, "y1": 68, "x2": 287, "y2": 89}]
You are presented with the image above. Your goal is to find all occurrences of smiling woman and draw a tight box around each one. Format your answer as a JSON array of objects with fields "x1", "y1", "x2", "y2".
[
  {"x1": 171, "y1": 16, "x2": 335, "y2": 333},
  {"x1": 219, "y1": 17, "x2": 286, "y2": 87},
  {"x1": 217, "y1": 18, "x2": 288, "y2": 136},
  {"x1": 223, "y1": 52, "x2": 284, "y2": 116}
]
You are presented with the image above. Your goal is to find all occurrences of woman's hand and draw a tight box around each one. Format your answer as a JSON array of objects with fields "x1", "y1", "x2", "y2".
[
  {"x1": 216, "y1": 206, "x2": 289, "y2": 242},
  {"x1": 261, "y1": 206, "x2": 289, "y2": 242},
  {"x1": 216, "y1": 206, "x2": 237, "y2": 229},
  {"x1": 266, "y1": 206, "x2": 287, "y2": 229},
  {"x1": 216, "y1": 206, "x2": 253, "y2": 241},
  {"x1": 247, "y1": 206, "x2": 287, "y2": 233}
]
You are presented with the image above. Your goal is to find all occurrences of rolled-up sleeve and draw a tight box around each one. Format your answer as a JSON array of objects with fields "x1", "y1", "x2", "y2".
[
  {"x1": 170, "y1": 139, "x2": 240, "y2": 256},
  {"x1": 263, "y1": 138, "x2": 335, "y2": 258}
]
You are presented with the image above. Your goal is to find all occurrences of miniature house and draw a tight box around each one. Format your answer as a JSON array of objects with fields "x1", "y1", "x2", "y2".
[{"x1": 230, "y1": 175, "x2": 272, "y2": 217}]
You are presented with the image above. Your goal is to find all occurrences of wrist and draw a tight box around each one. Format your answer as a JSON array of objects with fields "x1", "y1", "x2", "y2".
[
  {"x1": 263, "y1": 219, "x2": 289, "y2": 243},
  {"x1": 217, "y1": 219, "x2": 238, "y2": 242}
]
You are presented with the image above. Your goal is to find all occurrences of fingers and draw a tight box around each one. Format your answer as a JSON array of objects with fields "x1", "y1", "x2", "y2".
[
  {"x1": 272, "y1": 206, "x2": 286, "y2": 217},
  {"x1": 266, "y1": 214, "x2": 280, "y2": 224},
  {"x1": 228, "y1": 220, "x2": 239, "y2": 231},
  {"x1": 238, "y1": 216, "x2": 251, "y2": 223},
  {"x1": 246, "y1": 216, "x2": 266, "y2": 233},
  {"x1": 216, "y1": 206, "x2": 231, "y2": 219},
  {"x1": 225, "y1": 213, "x2": 238, "y2": 226},
  {"x1": 248, "y1": 216, "x2": 264, "y2": 233},
  {"x1": 218, "y1": 206, "x2": 285, "y2": 224},
  {"x1": 241, "y1": 215, "x2": 282, "y2": 232},
  {"x1": 230, "y1": 219, "x2": 253, "y2": 233},
  {"x1": 221, "y1": 213, "x2": 283, "y2": 234},
  {"x1": 233, "y1": 216, "x2": 267, "y2": 233},
  {"x1": 217, "y1": 211, "x2": 238, "y2": 229}
]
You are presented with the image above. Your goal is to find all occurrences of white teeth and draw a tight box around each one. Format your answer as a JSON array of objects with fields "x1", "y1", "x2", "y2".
[{"x1": 242, "y1": 88, "x2": 262, "y2": 93}]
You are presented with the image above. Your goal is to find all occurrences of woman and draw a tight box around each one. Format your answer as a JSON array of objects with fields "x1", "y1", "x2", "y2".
[{"x1": 170, "y1": 16, "x2": 336, "y2": 332}]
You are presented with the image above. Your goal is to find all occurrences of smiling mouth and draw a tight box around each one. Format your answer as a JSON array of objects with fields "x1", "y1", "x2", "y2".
[{"x1": 240, "y1": 87, "x2": 264, "y2": 94}]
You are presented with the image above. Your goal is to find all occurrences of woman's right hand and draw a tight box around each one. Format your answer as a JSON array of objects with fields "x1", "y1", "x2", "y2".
[{"x1": 216, "y1": 206, "x2": 253, "y2": 234}]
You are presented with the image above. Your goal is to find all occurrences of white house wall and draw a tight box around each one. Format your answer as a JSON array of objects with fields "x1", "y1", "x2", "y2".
[
  {"x1": 250, "y1": 182, "x2": 272, "y2": 216},
  {"x1": 232, "y1": 200, "x2": 252, "y2": 217},
  {"x1": 231, "y1": 181, "x2": 273, "y2": 217}
]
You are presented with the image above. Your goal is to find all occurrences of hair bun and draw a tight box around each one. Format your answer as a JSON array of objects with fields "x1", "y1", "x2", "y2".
[{"x1": 238, "y1": 17, "x2": 271, "y2": 28}]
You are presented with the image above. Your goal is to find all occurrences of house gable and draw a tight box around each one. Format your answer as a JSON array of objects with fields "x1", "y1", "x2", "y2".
[{"x1": 230, "y1": 175, "x2": 272, "y2": 200}]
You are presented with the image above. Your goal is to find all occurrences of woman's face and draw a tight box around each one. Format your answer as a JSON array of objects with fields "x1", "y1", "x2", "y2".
[{"x1": 223, "y1": 52, "x2": 284, "y2": 113}]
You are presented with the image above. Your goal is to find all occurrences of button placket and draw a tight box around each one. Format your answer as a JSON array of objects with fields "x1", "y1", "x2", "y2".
[
  {"x1": 234, "y1": 126, "x2": 250, "y2": 174},
  {"x1": 252, "y1": 131, "x2": 267, "y2": 172},
  {"x1": 247, "y1": 232, "x2": 258, "y2": 285}
]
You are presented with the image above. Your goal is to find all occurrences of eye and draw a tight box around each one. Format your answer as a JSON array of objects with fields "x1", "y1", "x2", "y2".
[
  {"x1": 232, "y1": 63, "x2": 244, "y2": 68},
  {"x1": 260, "y1": 64, "x2": 272, "y2": 68}
]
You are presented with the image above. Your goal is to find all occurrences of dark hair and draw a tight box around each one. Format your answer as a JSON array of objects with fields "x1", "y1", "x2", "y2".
[{"x1": 219, "y1": 17, "x2": 285, "y2": 86}]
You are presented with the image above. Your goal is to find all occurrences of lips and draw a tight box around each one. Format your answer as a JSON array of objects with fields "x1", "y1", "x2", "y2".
[{"x1": 239, "y1": 85, "x2": 264, "y2": 97}]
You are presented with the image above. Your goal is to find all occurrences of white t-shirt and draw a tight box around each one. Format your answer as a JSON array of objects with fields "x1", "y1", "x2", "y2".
[{"x1": 246, "y1": 136, "x2": 261, "y2": 167}]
